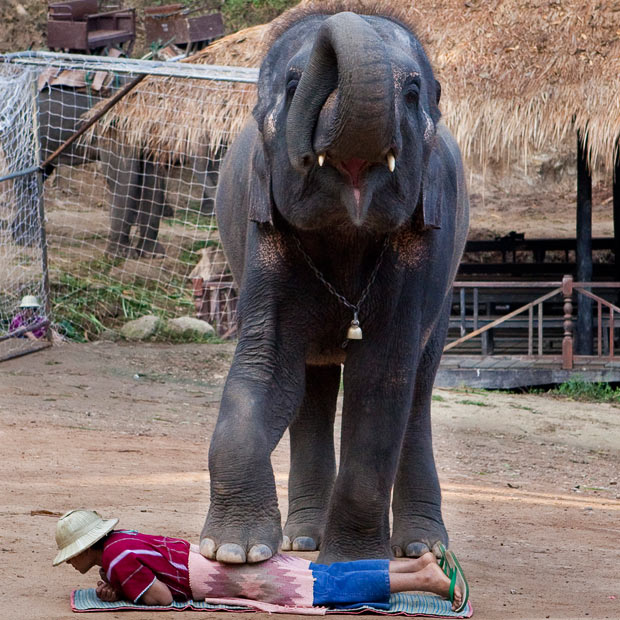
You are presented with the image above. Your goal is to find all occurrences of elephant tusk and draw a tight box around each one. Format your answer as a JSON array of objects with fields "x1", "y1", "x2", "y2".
[
  {"x1": 318, "y1": 153, "x2": 326, "y2": 167},
  {"x1": 387, "y1": 151, "x2": 396, "y2": 172}
]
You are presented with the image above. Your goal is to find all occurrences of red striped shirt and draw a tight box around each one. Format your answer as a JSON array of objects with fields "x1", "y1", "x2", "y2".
[{"x1": 102, "y1": 530, "x2": 191, "y2": 603}]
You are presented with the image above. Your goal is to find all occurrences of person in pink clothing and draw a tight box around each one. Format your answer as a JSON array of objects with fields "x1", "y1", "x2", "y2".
[
  {"x1": 53, "y1": 510, "x2": 468, "y2": 613},
  {"x1": 10, "y1": 295, "x2": 47, "y2": 340}
]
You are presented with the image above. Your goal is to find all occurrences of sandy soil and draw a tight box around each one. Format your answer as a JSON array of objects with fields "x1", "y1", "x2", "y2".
[{"x1": 1, "y1": 341, "x2": 619, "y2": 619}]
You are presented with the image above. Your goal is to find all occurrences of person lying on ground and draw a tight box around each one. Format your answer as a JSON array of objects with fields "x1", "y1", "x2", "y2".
[{"x1": 53, "y1": 509, "x2": 468, "y2": 612}]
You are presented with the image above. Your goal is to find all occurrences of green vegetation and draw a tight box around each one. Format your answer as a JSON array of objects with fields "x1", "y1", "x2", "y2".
[
  {"x1": 146, "y1": 0, "x2": 299, "y2": 33},
  {"x1": 456, "y1": 399, "x2": 490, "y2": 407},
  {"x1": 431, "y1": 394, "x2": 445, "y2": 402},
  {"x1": 178, "y1": 238, "x2": 223, "y2": 267},
  {"x1": 549, "y1": 377, "x2": 620, "y2": 403},
  {"x1": 51, "y1": 269, "x2": 194, "y2": 342},
  {"x1": 219, "y1": 0, "x2": 300, "y2": 33}
]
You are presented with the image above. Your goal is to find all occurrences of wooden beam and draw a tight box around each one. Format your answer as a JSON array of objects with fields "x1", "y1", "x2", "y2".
[
  {"x1": 614, "y1": 139, "x2": 620, "y2": 281},
  {"x1": 576, "y1": 131, "x2": 593, "y2": 355}
]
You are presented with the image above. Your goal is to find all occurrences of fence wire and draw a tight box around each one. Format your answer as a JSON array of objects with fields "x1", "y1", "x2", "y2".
[
  {"x1": 0, "y1": 63, "x2": 50, "y2": 360},
  {"x1": 0, "y1": 53, "x2": 256, "y2": 345}
]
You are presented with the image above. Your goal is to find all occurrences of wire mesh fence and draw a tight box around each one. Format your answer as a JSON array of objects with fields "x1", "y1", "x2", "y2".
[
  {"x1": 0, "y1": 52, "x2": 258, "y2": 348},
  {"x1": 0, "y1": 63, "x2": 51, "y2": 361}
]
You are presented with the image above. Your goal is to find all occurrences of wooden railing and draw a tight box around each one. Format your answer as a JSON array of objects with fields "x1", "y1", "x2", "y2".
[{"x1": 445, "y1": 275, "x2": 620, "y2": 369}]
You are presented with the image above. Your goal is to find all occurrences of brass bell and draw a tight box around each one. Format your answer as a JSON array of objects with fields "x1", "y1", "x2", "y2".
[{"x1": 347, "y1": 313, "x2": 363, "y2": 340}]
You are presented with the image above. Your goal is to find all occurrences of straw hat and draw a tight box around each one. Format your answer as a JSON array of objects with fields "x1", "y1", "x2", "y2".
[
  {"x1": 20, "y1": 295, "x2": 40, "y2": 308},
  {"x1": 53, "y1": 509, "x2": 118, "y2": 566}
]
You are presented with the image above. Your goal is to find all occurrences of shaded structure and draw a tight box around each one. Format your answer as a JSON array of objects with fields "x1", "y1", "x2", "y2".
[{"x1": 83, "y1": 0, "x2": 620, "y2": 384}]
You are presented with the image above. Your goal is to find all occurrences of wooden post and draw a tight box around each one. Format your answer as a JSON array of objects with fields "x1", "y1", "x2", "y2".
[
  {"x1": 562, "y1": 274, "x2": 574, "y2": 369},
  {"x1": 192, "y1": 277, "x2": 205, "y2": 320},
  {"x1": 613, "y1": 140, "x2": 620, "y2": 282},
  {"x1": 576, "y1": 131, "x2": 593, "y2": 355}
]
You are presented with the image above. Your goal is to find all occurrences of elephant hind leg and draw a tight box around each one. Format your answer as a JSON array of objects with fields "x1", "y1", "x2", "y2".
[
  {"x1": 282, "y1": 364, "x2": 340, "y2": 552},
  {"x1": 391, "y1": 301, "x2": 450, "y2": 558},
  {"x1": 104, "y1": 149, "x2": 140, "y2": 258},
  {"x1": 133, "y1": 160, "x2": 166, "y2": 258}
]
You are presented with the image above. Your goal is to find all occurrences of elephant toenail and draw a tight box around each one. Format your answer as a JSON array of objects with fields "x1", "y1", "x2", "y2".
[
  {"x1": 247, "y1": 544, "x2": 273, "y2": 563},
  {"x1": 406, "y1": 542, "x2": 430, "y2": 557},
  {"x1": 292, "y1": 537, "x2": 317, "y2": 551},
  {"x1": 199, "y1": 538, "x2": 216, "y2": 559},
  {"x1": 392, "y1": 545, "x2": 404, "y2": 557},
  {"x1": 216, "y1": 544, "x2": 247, "y2": 563},
  {"x1": 281, "y1": 536, "x2": 292, "y2": 551}
]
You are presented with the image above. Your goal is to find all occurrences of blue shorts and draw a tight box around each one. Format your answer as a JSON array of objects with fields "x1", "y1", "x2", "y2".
[{"x1": 310, "y1": 559, "x2": 391, "y2": 607}]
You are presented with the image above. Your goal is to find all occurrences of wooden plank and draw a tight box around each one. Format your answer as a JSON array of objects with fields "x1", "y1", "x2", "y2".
[{"x1": 444, "y1": 288, "x2": 562, "y2": 351}]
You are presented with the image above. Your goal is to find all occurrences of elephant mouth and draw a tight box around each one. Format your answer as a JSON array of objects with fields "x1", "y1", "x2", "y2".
[{"x1": 335, "y1": 157, "x2": 369, "y2": 207}]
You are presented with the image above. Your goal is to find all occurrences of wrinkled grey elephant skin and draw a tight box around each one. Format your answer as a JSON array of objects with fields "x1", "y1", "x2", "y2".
[{"x1": 203, "y1": 9, "x2": 469, "y2": 565}]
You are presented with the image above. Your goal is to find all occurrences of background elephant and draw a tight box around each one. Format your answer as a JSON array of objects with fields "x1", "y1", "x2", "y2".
[
  {"x1": 9, "y1": 82, "x2": 183, "y2": 255},
  {"x1": 101, "y1": 147, "x2": 221, "y2": 259},
  {"x1": 202, "y1": 5, "x2": 469, "y2": 565}
]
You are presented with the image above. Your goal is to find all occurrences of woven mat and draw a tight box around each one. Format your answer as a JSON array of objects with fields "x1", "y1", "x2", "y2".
[{"x1": 72, "y1": 588, "x2": 473, "y2": 617}]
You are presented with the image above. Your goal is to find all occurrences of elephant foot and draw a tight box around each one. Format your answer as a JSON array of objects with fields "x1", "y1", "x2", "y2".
[
  {"x1": 132, "y1": 241, "x2": 166, "y2": 259},
  {"x1": 282, "y1": 518, "x2": 323, "y2": 552},
  {"x1": 200, "y1": 511, "x2": 281, "y2": 564},
  {"x1": 105, "y1": 241, "x2": 132, "y2": 258},
  {"x1": 317, "y1": 538, "x2": 392, "y2": 564},
  {"x1": 282, "y1": 507, "x2": 325, "y2": 551},
  {"x1": 391, "y1": 514, "x2": 448, "y2": 558}
]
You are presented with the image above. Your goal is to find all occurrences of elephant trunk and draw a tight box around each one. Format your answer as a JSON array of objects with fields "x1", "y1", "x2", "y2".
[{"x1": 287, "y1": 12, "x2": 395, "y2": 172}]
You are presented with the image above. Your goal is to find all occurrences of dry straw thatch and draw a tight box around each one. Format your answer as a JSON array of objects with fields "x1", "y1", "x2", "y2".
[
  {"x1": 84, "y1": 24, "x2": 267, "y2": 162},
  {"x1": 89, "y1": 0, "x2": 620, "y2": 171}
]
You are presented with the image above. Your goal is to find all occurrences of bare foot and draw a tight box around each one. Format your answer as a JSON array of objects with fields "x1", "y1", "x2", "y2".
[
  {"x1": 389, "y1": 551, "x2": 437, "y2": 573},
  {"x1": 416, "y1": 562, "x2": 463, "y2": 611}
]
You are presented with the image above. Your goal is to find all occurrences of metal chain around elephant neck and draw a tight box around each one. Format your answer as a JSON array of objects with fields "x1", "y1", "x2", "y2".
[{"x1": 291, "y1": 234, "x2": 390, "y2": 343}]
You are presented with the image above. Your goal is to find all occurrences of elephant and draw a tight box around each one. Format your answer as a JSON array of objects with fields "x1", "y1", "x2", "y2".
[
  {"x1": 101, "y1": 148, "x2": 220, "y2": 259},
  {"x1": 6, "y1": 82, "x2": 184, "y2": 254},
  {"x1": 201, "y1": 6, "x2": 469, "y2": 566}
]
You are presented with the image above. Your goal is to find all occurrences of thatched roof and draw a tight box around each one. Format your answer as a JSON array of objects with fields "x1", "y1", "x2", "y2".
[
  {"x1": 89, "y1": 0, "x2": 620, "y2": 171},
  {"x1": 84, "y1": 24, "x2": 267, "y2": 162}
]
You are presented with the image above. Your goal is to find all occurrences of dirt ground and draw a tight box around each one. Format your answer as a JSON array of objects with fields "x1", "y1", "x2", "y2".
[{"x1": 1, "y1": 342, "x2": 619, "y2": 620}]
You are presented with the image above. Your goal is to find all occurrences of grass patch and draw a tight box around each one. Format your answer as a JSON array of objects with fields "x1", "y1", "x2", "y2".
[
  {"x1": 432, "y1": 394, "x2": 446, "y2": 402},
  {"x1": 164, "y1": 209, "x2": 217, "y2": 231},
  {"x1": 178, "y1": 238, "x2": 222, "y2": 267},
  {"x1": 549, "y1": 377, "x2": 620, "y2": 403},
  {"x1": 51, "y1": 270, "x2": 194, "y2": 341},
  {"x1": 456, "y1": 399, "x2": 490, "y2": 407}
]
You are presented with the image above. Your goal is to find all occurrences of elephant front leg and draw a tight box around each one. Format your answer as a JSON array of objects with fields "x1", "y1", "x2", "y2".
[
  {"x1": 201, "y1": 339, "x2": 307, "y2": 564},
  {"x1": 391, "y1": 305, "x2": 450, "y2": 558},
  {"x1": 318, "y1": 345, "x2": 417, "y2": 563},
  {"x1": 282, "y1": 364, "x2": 340, "y2": 552}
]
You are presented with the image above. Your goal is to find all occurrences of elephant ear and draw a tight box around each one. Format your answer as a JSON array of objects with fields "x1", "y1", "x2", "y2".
[
  {"x1": 419, "y1": 144, "x2": 443, "y2": 230},
  {"x1": 248, "y1": 137, "x2": 274, "y2": 226}
]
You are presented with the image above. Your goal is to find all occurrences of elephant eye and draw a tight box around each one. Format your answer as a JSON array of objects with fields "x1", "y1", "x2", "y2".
[
  {"x1": 403, "y1": 77, "x2": 421, "y2": 106},
  {"x1": 286, "y1": 78, "x2": 299, "y2": 98}
]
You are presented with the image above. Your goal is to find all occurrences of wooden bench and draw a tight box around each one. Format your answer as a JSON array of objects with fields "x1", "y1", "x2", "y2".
[{"x1": 47, "y1": 0, "x2": 135, "y2": 55}]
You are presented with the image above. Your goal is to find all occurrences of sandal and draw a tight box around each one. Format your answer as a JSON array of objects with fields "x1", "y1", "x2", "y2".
[
  {"x1": 434, "y1": 543, "x2": 469, "y2": 614},
  {"x1": 445, "y1": 549, "x2": 470, "y2": 613}
]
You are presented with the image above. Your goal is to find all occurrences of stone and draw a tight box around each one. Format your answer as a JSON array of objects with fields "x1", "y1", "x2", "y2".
[
  {"x1": 98, "y1": 329, "x2": 120, "y2": 342},
  {"x1": 121, "y1": 315, "x2": 160, "y2": 340},
  {"x1": 166, "y1": 316, "x2": 215, "y2": 337}
]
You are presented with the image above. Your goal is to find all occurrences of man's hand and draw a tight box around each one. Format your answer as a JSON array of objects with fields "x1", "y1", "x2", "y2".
[{"x1": 96, "y1": 580, "x2": 120, "y2": 602}]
